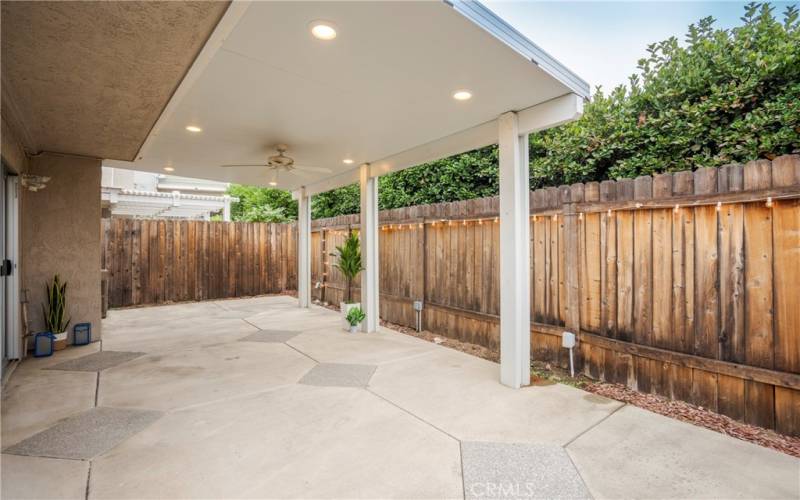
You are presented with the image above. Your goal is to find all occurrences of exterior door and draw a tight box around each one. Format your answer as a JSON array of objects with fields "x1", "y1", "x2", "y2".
[
  {"x1": 1, "y1": 169, "x2": 6, "y2": 376},
  {"x1": 1, "y1": 167, "x2": 21, "y2": 379}
]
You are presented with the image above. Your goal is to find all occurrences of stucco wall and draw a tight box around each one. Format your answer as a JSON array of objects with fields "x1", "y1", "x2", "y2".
[
  {"x1": 1, "y1": 114, "x2": 28, "y2": 174},
  {"x1": 22, "y1": 154, "x2": 102, "y2": 341}
]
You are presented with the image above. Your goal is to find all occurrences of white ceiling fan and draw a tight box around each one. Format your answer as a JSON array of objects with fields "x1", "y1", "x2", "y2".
[{"x1": 221, "y1": 144, "x2": 332, "y2": 184}]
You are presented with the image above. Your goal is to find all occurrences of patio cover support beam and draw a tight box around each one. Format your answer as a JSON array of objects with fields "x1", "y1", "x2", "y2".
[
  {"x1": 294, "y1": 94, "x2": 582, "y2": 199},
  {"x1": 498, "y1": 111, "x2": 531, "y2": 389},
  {"x1": 297, "y1": 187, "x2": 311, "y2": 308},
  {"x1": 360, "y1": 164, "x2": 379, "y2": 332}
]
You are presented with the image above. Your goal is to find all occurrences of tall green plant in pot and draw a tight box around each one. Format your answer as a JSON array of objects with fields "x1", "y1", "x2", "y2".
[
  {"x1": 43, "y1": 274, "x2": 71, "y2": 350},
  {"x1": 331, "y1": 232, "x2": 363, "y2": 331}
]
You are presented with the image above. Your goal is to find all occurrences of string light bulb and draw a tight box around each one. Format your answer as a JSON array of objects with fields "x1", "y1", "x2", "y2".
[
  {"x1": 716, "y1": 202, "x2": 722, "y2": 212},
  {"x1": 674, "y1": 204, "x2": 680, "y2": 213},
  {"x1": 766, "y1": 197, "x2": 773, "y2": 208}
]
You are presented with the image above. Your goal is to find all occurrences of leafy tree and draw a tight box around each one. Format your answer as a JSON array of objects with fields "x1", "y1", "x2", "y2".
[
  {"x1": 227, "y1": 184, "x2": 297, "y2": 222},
  {"x1": 239, "y1": 205, "x2": 292, "y2": 223},
  {"x1": 530, "y1": 2, "x2": 800, "y2": 186}
]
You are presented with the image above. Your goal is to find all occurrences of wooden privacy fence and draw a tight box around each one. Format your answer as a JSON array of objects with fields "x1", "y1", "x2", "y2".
[
  {"x1": 102, "y1": 219, "x2": 297, "y2": 307},
  {"x1": 311, "y1": 155, "x2": 800, "y2": 437}
]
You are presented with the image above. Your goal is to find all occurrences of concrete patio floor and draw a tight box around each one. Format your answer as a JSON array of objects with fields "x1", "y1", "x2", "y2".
[{"x1": 2, "y1": 296, "x2": 798, "y2": 499}]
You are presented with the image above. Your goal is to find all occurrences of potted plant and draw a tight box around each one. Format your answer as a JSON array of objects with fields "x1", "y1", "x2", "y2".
[
  {"x1": 331, "y1": 232, "x2": 363, "y2": 331},
  {"x1": 42, "y1": 274, "x2": 70, "y2": 350},
  {"x1": 345, "y1": 306, "x2": 366, "y2": 334}
]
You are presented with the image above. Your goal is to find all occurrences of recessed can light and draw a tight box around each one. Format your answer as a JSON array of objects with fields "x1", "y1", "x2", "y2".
[
  {"x1": 164, "y1": 166, "x2": 175, "y2": 172},
  {"x1": 342, "y1": 158, "x2": 354, "y2": 164},
  {"x1": 310, "y1": 21, "x2": 337, "y2": 40},
  {"x1": 268, "y1": 181, "x2": 277, "y2": 186},
  {"x1": 185, "y1": 125, "x2": 202, "y2": 133},
  {"x1": 452, "y1": 90, "x2": 472, "y2": 101}
]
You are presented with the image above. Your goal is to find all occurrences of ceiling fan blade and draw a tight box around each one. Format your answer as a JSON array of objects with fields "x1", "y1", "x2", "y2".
[
  {"x1": 292, "y1": 165, "x2": 333, "y2": 173},
  {"x1": 220, "y1": 164, "x2": 269, "y2": 168},
  {"x1": 285, "y1": 168, "x2": 315, "y2": 179}
]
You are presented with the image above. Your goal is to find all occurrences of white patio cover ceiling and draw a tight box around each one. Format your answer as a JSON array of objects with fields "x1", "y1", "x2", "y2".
[{"x1": 106, "y1": 1, "x2": 589, "y2": 194}]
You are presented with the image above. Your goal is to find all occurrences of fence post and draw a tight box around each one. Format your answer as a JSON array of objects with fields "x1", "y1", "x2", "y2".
[
  {"x1": 417, "y1": 215, "x2": 427, "y2": 331},
  {"x1": 320, "y1": 228, "x2": 327, "y2": 304},
  {"x1": 563, "y1": 188, "x2": 582, "y2": 371}
]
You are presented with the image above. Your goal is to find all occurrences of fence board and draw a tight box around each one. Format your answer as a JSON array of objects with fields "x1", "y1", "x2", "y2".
[{"x1": 103, "y1": 219, "x2": 296, "y2": 307}]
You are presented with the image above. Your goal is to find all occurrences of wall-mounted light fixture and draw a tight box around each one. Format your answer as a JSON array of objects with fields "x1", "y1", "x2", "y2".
[{"x1": 21, "y1": 173, "x2": 51, "y2": 192}]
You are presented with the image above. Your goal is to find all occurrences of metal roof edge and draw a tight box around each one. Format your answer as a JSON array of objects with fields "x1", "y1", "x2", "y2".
[{"x1": 448, "y1": 0, "x2": 591, "y2": 99}]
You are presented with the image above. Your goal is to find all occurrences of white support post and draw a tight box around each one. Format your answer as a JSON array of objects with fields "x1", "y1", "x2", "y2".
[
  {"x1": 297, "y1": 187, "x2": 311, "y2": 308},
  {"x1": 222, "y1": 195, "x2": 231, "y2": 221},
  {"x1": 498, "y1": 112, "x2": 531, "y2": 388},
  {"x1": 359, "y1": 164, "x2": 379, "y2": 332}
]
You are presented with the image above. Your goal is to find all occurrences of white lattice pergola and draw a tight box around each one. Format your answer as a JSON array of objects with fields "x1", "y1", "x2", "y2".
[{"x1": 101, "y1": 188, "x2": 237, "y2": 220}]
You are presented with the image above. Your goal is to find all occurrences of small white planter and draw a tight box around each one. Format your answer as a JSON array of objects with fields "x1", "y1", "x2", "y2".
[
  {"x1": 341, "y1": 302, "x2": 361, "y2": 331},
  {"x1": 348, "y1": 324, "x2": 359, "y2": 334}
]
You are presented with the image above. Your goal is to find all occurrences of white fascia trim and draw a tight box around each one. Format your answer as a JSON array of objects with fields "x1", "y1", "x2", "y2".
[
  {"x1": 448, "y1": 1, "x2": 591, "y2": 99},
  {"x1": 294, "y1": 93, "x2": 582, "y2": 199},
  {"x1": 517, "y1": 93, "x2": 584, "y2": 135}
]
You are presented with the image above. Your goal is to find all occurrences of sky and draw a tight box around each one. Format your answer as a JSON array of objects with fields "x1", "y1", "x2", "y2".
[{"x1": 484, "y1": 1, "x2": 797, "y2": 92}]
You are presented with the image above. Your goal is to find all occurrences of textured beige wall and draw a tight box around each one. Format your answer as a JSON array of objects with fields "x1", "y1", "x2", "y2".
[
  {"x1": 1, "y1": 114, "x2": 28, "y2": 174},
  {"x1": 22, "y1": 154, "x2": 102, "y2": 341}
]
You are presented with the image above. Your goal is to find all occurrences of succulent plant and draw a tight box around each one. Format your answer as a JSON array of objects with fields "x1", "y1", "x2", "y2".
[{"x1": 42, "y1": 274, "x2": 70, "y2": 334}]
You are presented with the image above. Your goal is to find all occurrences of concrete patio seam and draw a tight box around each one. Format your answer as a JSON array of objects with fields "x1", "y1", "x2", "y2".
[
  {"x1": 564, "y1": 446, "x2": 596, "y2": 500},
  {"x1": 168, "y1": 383, "x2": 297, "y2": 413},
  {"x1": 562, "y1": 401, "x2": 627, "y2": 448},
  {"x1": 94, "y1": 372, "x2": 100, "y2": 407},
  {"x1": 1, "y1": 451, "x2": 88, "y2": 462},
  {"x1": 366, "y1": 387, "x2": 461, "y2": 444},
  {"x1": 283, "y1": 340, "x2": 321, "y2": 364},
  {"x1": 374, "y1": 349, "x2": 440, "y2": 366},
  {"x1": 239, "y1": 318, "x2": 318, "y2": 364},
  {"x1": 459, "y1": 441, "x2": 467, "y2": 500},
  {"x1": 84, "y1": 461, "x2": 92, "y2": 500}
]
